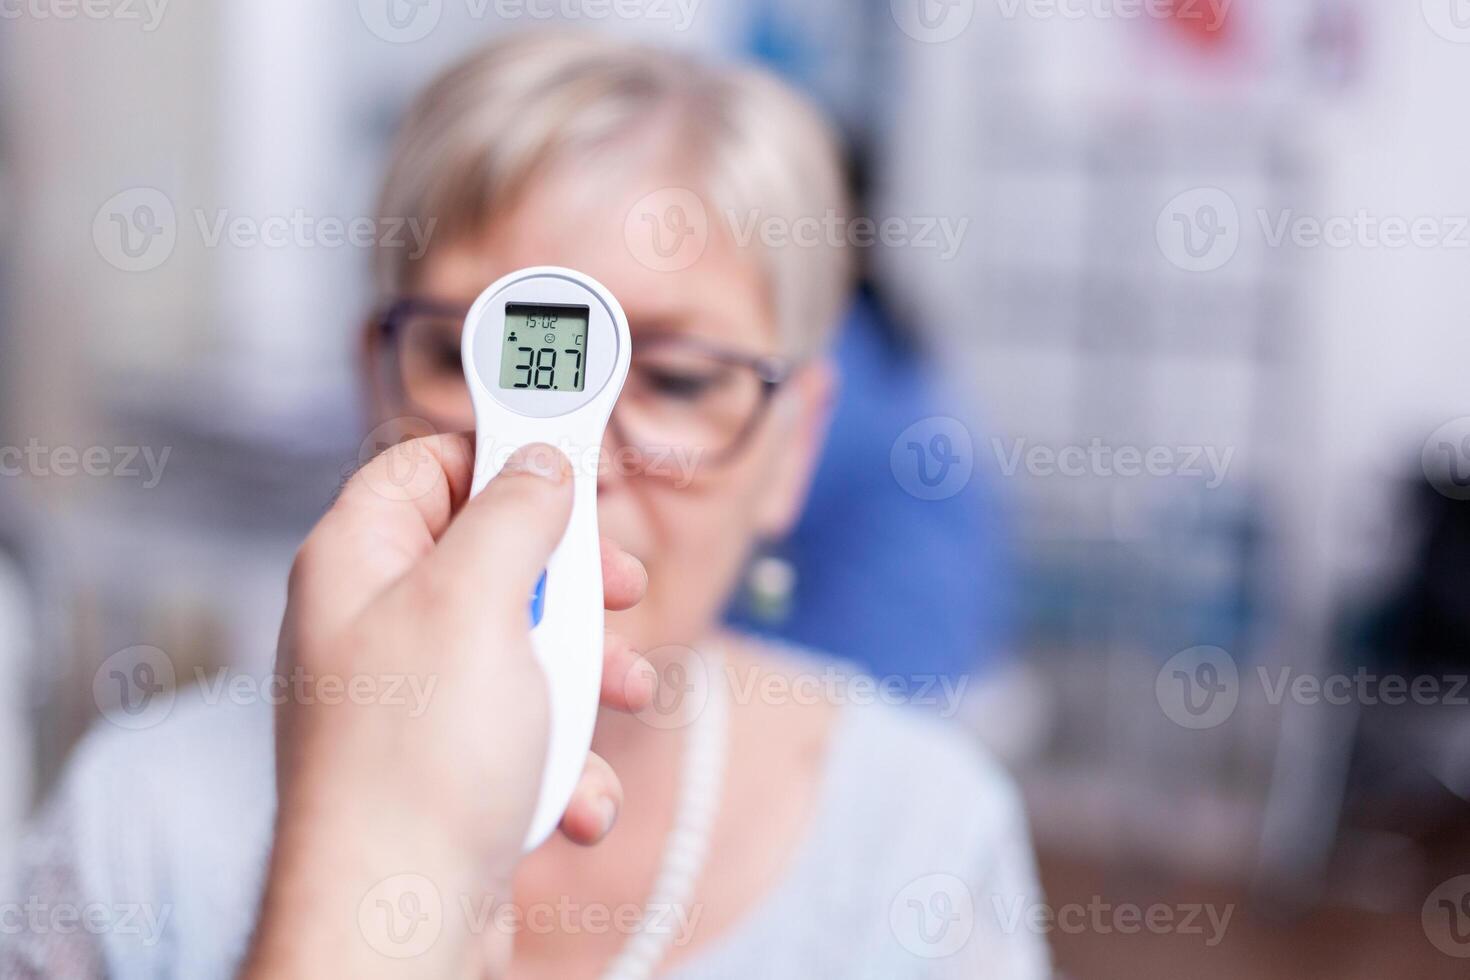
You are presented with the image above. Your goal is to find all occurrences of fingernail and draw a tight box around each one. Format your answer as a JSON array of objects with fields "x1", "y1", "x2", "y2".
[
  {"x1": 502, "y1": 444, "x2": 569, "y2": 483},
  {"x1": 597, "y1": 796, "x2": 617, "y2": 837}
]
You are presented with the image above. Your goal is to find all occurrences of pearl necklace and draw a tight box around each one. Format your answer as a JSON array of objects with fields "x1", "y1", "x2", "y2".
[{"x1": 601, "y1": 643, "x2": 729, "y2": 980}]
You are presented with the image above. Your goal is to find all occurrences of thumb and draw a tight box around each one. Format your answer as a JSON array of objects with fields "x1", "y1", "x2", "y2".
[{"x1": 417, "y1": 443, "x2": 574, "y2": 624}]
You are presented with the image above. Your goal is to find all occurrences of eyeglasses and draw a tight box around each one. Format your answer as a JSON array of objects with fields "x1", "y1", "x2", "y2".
[{"x1": 376, "y1": 298, "x2": 795, "y2": 475}]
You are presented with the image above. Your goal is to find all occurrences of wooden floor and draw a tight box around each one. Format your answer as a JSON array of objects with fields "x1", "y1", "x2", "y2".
[{"x1": 1036, "y1": 853, "x2": 1467, "y2": 979}]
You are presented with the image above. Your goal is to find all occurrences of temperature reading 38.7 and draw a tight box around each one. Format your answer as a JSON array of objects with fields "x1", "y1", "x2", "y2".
[{"x1": 499, "y1": 302, "x2": 590, "y2": 392}]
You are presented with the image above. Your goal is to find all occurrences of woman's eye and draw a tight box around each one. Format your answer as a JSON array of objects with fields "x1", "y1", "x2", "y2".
[
  {"x1": 642, "y1": 367, "x2": 722, "y2": 401},
  {"x1": 423, "y1": 337, "x2": 463, "y2": 376}
]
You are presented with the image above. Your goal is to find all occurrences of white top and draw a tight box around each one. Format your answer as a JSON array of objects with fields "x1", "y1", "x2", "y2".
[{"x1": 2, "y1": 650, "x2": 1051, "y2": 980}]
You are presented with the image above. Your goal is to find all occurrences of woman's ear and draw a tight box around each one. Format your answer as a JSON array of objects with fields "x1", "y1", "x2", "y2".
[{"x1": 753, "y1": 357, "x2": 837, "y2": 539}]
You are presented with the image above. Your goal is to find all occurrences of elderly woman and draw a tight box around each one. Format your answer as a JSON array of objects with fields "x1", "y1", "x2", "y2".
[{"x1": 4, "y1": 32, "x2": 1048, "y2": 980}]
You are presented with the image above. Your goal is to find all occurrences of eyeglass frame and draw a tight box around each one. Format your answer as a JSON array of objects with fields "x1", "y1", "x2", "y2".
[{"x1": 374, "y1": 297, "x2": 798, "y2": 468}]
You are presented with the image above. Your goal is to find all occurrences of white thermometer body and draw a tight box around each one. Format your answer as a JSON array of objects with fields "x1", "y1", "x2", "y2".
[{"x1": 460, "y1": 266, "x2": 631, "y2": 851}]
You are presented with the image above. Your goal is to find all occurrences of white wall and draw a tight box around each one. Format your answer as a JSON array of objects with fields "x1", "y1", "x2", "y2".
[{"x1": 1317, "y1": 2, "x2": 1470, "y2": 587}]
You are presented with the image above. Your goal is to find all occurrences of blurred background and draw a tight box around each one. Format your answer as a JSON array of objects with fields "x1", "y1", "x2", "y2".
[{"x1": 3, "y1": 1, "x2": 1470, "y2": 976}]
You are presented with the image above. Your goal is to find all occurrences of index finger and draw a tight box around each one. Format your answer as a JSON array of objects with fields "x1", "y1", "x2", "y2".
[{"x1": 602, "y1": 537, "x2": 647, "y2": 611}]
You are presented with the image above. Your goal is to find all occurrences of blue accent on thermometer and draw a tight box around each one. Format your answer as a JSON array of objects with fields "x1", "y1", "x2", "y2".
[{"x1": 529, "y1": 569, "x2": 547, "y2": 627}]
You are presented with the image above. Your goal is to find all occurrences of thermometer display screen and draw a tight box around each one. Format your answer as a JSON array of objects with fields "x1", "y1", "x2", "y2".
[{"x1": 498, "y1": 303, "x2": 590, "y2": 392}]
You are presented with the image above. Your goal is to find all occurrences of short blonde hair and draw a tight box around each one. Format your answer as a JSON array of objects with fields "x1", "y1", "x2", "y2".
[{"x1": 374, "y1": 31, "x2": 853, "y2": 357}]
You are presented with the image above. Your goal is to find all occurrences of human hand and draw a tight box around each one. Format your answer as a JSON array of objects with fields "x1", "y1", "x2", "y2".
[{"x1": 241, "y1": 436, "x2": 653, "y2": 980}]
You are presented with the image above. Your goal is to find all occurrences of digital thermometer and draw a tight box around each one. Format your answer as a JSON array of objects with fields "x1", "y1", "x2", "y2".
[{"x1": 460, "y1": 266, "x2": 631, "y2": 850}]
